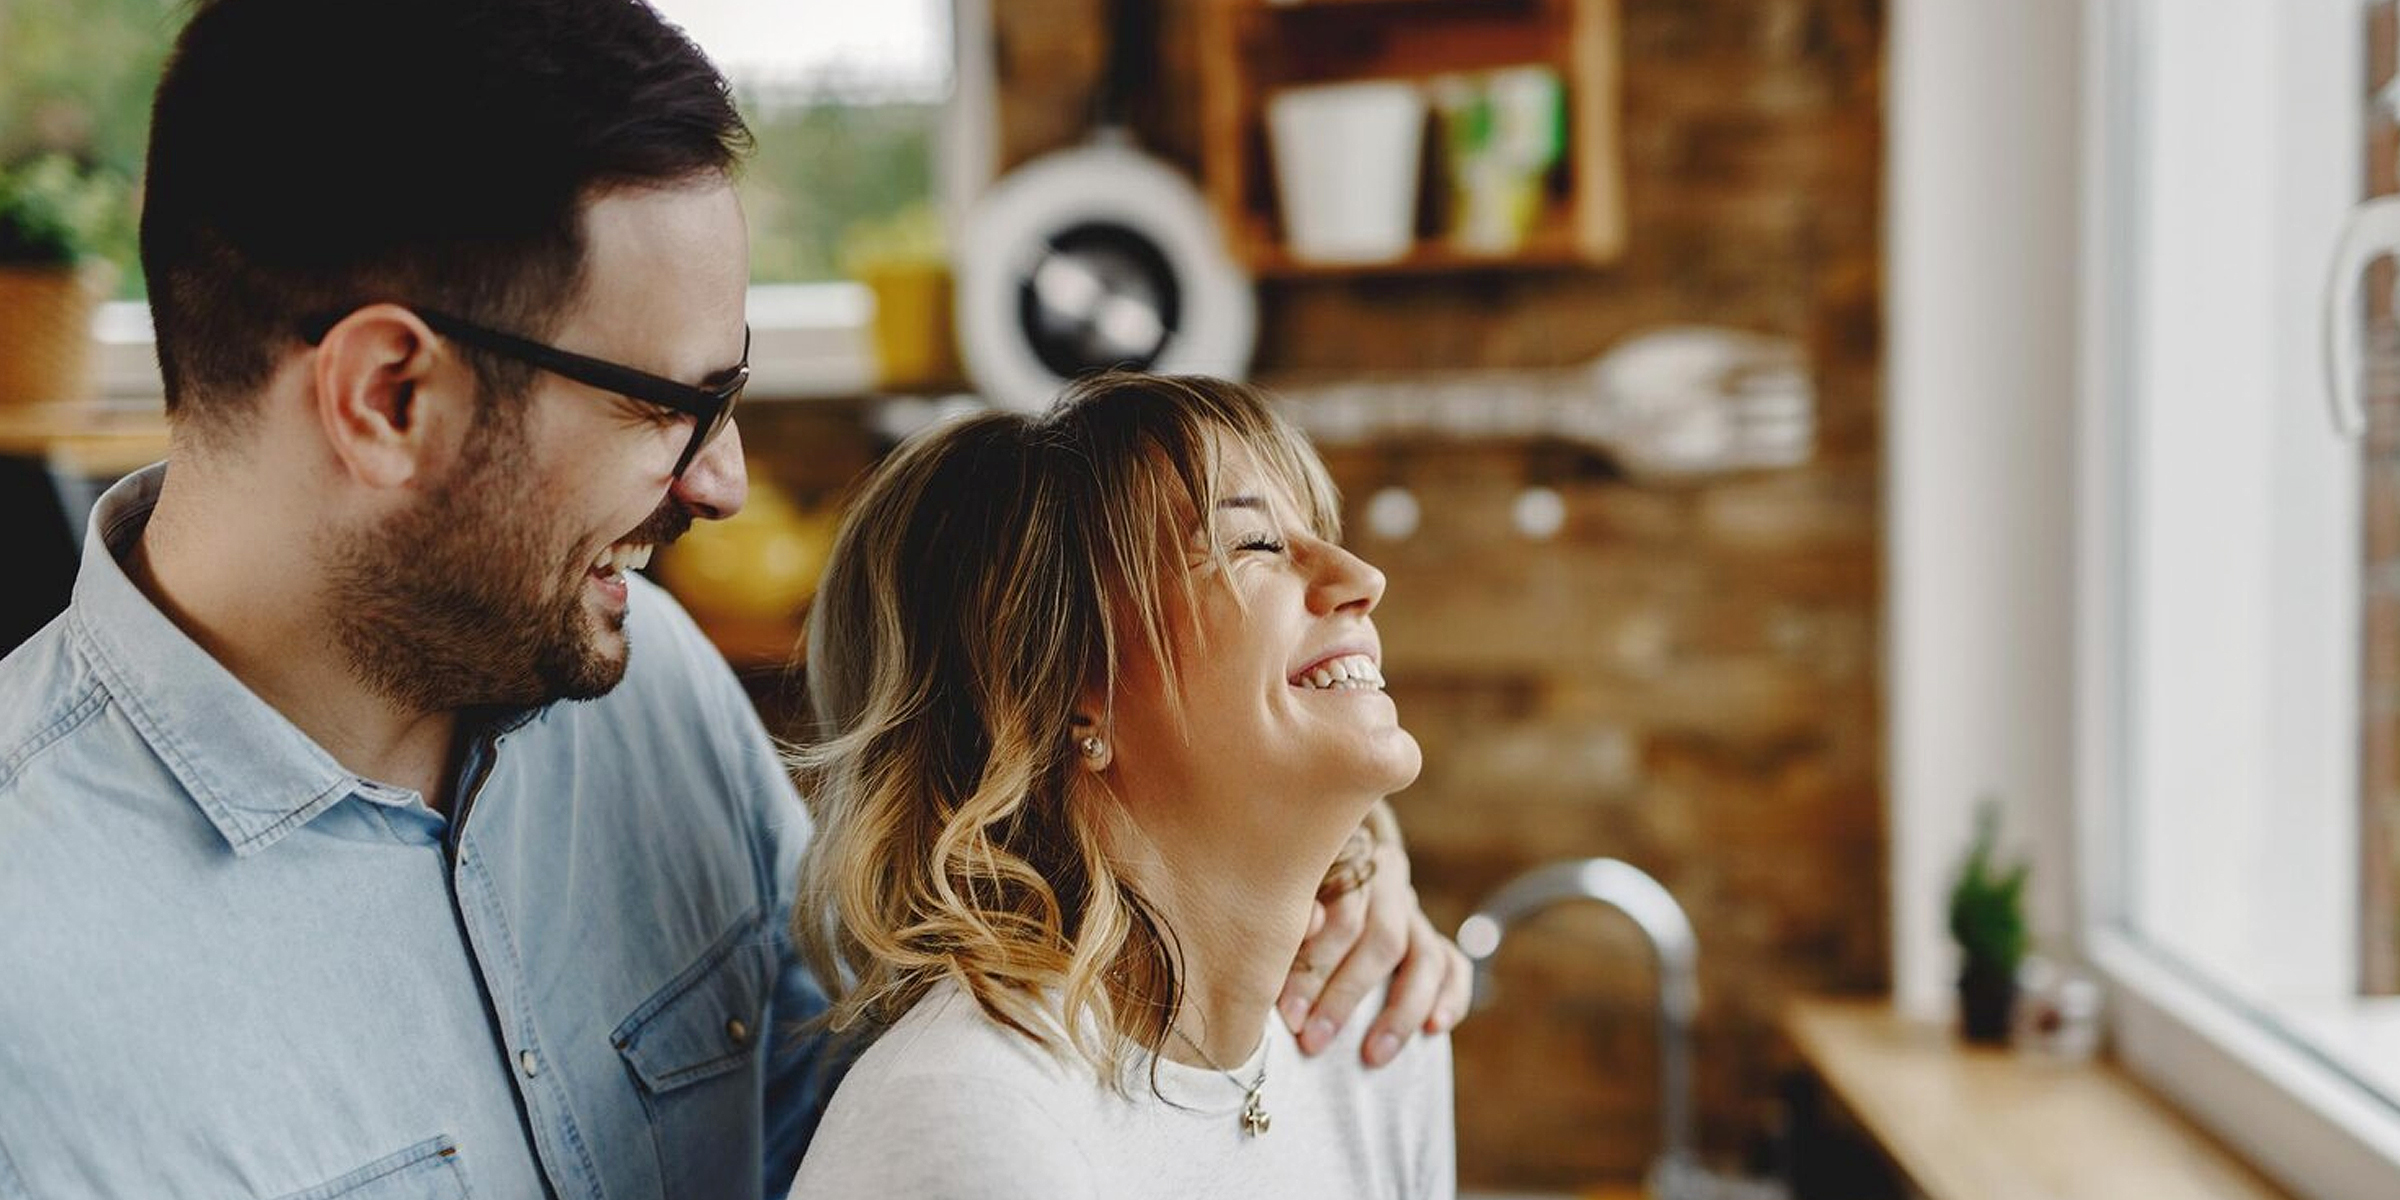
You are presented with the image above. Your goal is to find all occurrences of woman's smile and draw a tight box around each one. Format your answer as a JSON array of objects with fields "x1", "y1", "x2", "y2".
[{"x1": 1287, "y1": 651, "x2": 1386, "y2": 691}]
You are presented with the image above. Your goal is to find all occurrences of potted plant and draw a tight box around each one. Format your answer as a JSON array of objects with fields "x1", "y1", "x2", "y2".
[
  {"x1": 0, "y1": 154, "x2": 121, "y2": 409},
  {"x1": 1948, "y1": 799, "x2": 2030, "y2": 1044}
]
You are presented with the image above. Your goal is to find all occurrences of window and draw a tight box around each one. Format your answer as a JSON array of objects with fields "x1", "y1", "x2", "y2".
[
  {"x1": 651, "y1": 0, "x2": 953, "y2": 284},
  {"x1": 0, "y1": 0, "x2": 964, "y2": 398},
  {"x1": 0, "y1": 0, "x2": 178, "y2": 298},
  {"x1": 2083, "y1": 0, "x2": 2400, "y2": 1189}
]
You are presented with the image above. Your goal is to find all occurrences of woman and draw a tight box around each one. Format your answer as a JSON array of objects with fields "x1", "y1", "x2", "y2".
[{"x1": 789, "y1": 373, "x2": 1455, "y2": 1197}]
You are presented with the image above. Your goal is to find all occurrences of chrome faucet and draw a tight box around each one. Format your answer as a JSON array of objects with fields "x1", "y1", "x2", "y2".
[{"x1": 1458, "y1": 858, "x2": 1702, "y2": 1190}]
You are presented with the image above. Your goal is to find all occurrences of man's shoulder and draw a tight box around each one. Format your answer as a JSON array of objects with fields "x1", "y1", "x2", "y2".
[
  {"x1": 515, "y1": 575, "x2": 801, "y2": 830},
  {"x1": 0, "y1": 613, "x2": 112, "y2": 797},
  {"x1": 0, "y1": 611, "x2": 206, "y2": 932}
]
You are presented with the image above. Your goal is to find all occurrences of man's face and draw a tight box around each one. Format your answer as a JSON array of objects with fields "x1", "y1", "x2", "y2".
[{"x1": 331, "y1": 182, "x2": 751, "y2": 712}]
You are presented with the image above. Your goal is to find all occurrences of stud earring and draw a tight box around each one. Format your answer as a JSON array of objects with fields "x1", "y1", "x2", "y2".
[{"x1": 1078, "y1": 735, "x2": 1111, "y2": 771}]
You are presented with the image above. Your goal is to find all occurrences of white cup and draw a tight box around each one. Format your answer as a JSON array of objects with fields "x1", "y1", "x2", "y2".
[{"x1": 1266, "y1": 80, "x2": 1427, "y2": 265}]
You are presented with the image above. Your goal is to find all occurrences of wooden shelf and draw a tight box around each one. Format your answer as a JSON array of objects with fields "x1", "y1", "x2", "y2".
[
  {"x1": 1196, "y1": 0, "x2": 1625, "y2": 275},
  {"x1": 1784, "y1": 998, "x2": 2290, "y2": 1200},
  {"x1": 1232, "y1": 198, "x2": 1611, "y2": 276}
]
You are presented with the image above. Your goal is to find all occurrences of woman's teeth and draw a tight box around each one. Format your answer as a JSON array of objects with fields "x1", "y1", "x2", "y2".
[
  {"x1": 591, "y1": 543, "x2": 655, "y2": 578},
  {"x1": 1295, "y1": 654, "x2": 1385, "y2": 691}
]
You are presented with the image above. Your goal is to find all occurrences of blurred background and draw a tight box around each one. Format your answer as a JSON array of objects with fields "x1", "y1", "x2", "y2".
[{"x1": 5, "y1": 1, "x2": 2398, "y2": 1197}]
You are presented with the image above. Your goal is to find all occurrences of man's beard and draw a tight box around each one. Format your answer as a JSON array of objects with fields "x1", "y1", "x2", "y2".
[{"x1": 327, "y1": 426, "x2": 681, "y2": 714}]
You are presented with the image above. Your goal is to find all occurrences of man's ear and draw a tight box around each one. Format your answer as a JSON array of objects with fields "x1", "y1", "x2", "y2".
[{"x1": 308, "y1": 304, "x2": 471, "y2": 489}]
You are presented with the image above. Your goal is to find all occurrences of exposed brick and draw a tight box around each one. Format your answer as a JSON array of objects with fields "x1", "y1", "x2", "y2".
[{"x1": 986, "y1": 0, "x2": 1889, "y2": 1186}]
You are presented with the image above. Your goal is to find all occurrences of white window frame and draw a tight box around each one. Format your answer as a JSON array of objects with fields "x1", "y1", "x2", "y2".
[
  {"x1": 2074, "y1": 1, "x2": 2400, "y2": 1195},
  {"x1": 1892, "y1": 0, "x2": 2400, "y2": 1194},
  {"x1": 87, "y1": 0, "x2": 996, "y2": 408}
]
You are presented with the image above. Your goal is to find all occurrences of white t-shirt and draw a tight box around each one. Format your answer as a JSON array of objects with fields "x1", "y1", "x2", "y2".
[{"x1": 788, "y1": 979, "x2": 1456, "y2": 1199}]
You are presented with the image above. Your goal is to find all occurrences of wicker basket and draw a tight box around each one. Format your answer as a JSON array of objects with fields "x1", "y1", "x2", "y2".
[{"x1": 0, "y1": 264, "x2": 107, "y2": 409}]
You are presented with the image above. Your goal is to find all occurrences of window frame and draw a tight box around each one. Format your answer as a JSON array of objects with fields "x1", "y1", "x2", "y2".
[{"x1": 2075, "y1": 0, "x2": 2400, "y2": 1193}]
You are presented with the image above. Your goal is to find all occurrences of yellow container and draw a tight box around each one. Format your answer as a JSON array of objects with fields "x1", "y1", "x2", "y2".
[
  {"x1": 0, "y1": 264, "x2": 108, "y2": 409},
  {"x1": 858, "y1": 262, "x2": 961, "y2": 392},
  {"x1": 652, "y1": 475, "x2": 837, "y2": 624}
]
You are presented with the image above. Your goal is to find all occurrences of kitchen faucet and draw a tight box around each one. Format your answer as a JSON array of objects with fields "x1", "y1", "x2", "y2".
[{"x1": 1458, "y1": 857, "x2": 1705, "y2": 1195}]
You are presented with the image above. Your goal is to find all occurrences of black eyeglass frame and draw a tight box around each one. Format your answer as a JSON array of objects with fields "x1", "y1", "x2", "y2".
[{"x1": 302, "y1": 307, "x2": 749, "y2": 478}]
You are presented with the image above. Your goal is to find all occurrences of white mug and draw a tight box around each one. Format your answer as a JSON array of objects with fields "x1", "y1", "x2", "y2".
[{"x1": 1266, "y1": 80, "x2": 1427, "y2": 265}]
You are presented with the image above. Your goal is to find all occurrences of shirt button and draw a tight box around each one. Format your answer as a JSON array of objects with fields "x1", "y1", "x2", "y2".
[
  {"x1": 518, "y1": 1049, "x2": 540, "y2": 1078},
  {"x1": 726, "y1": 1018, "x2": 750, "y2": 1046}
]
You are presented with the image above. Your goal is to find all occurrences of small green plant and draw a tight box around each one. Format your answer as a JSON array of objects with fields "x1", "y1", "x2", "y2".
[
  {"x1": 0, "y1": 154, "x2": 121, "y2": 267},
  {"x1": 1948, "y1": 799, "x2": 2030, "y2": 974}
]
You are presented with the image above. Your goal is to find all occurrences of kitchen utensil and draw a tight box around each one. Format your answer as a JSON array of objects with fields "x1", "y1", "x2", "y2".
[
  {"x1": 954, "y1": 0, "x2": 1254, "y2": 411},
  {"x1": 1274, "y1": 325, "x2": 1814, "y2": 480}
]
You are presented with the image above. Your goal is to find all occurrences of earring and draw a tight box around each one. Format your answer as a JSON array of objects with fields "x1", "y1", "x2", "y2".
[{"x1": 1078, "y1": 735, "x2": 1112, "y2": 771}]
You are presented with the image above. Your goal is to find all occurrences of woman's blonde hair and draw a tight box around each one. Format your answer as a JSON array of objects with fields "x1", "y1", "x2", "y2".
[{"x1": 794, "y1": 372, "x2": 1341, "y2": 1087}]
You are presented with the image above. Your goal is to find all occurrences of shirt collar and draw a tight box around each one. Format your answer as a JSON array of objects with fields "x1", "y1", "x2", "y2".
[{"x1": 69, "y1": 463, "x2": 373, "y2": 856}]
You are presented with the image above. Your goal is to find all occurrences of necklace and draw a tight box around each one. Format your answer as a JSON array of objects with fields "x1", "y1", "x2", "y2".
[{"x1": 1170, "y1": 1027, "x2": 1271, "y2": 1137}]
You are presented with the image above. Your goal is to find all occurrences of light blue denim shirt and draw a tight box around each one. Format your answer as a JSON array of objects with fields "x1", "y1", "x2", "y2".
[{"x1": 0, "y1": 464, "x2": 835, "y2": 1199}]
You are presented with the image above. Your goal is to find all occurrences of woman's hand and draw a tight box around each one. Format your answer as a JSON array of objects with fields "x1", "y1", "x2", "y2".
[{"x1": 1278, "y1": 801, "x2": 1473, "y2": 1067}]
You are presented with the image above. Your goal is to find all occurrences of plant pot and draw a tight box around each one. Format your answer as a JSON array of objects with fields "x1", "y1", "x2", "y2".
[
  {"x1": 0, "y1": 262, "x2": 110, "y2": 410},
  {"x1": 1958, "y1": 960, "x2": 2018, "y2": 1045}
]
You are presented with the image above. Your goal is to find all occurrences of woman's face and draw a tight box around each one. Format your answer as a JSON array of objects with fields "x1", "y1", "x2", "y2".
[{"x1": 1106, "y1": 442, "x2": 1422, "y2": 832}]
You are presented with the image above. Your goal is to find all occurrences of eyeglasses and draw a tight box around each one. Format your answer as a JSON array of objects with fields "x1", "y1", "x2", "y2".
[{"x1": 302, "y1": 307, "x2": 749, "y2": 478}]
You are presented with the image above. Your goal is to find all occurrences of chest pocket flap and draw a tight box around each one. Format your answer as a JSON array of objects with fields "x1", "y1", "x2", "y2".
[{"x1": 613, "y1": 911, "x2": 773, "y2": 1093}]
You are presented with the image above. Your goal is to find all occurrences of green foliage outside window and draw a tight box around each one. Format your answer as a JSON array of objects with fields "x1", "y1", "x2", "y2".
[
  {"x1": 0, "y1": 153, "x2": 128, "y2": 265},
  {"x1": 0, "y1": 0, "x2": 940, "y2": 296},
  {"x1": 738, "y1": 99, "x2": 941, "y2": 285},
  {"x1": 0, "y1": 0, "x2": 180, "y2": 294}
]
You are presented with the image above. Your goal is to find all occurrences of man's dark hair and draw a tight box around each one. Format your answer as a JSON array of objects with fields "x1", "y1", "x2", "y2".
[{"x1": 141, "y1": 0, "x2": 751, "y2": 423}]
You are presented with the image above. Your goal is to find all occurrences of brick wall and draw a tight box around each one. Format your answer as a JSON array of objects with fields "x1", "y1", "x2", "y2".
[
  {"x1": 987, "y1": 0, "x2": 1887, "y2": 1188},
  {"x1": 2360, "y1": 0, "x2": 2397, "y2": 997}
]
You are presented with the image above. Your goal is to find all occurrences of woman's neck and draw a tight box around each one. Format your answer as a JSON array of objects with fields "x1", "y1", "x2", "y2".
[{"x1": 1116, "y1": 808, "x2": 1363, "y2": 1071}]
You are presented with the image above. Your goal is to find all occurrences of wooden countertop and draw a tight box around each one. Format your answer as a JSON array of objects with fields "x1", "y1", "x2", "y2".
[
  {"x1": 1784, "y1": 999, "x2": 2288, "y2": 1200},
  {"x1": 0, "y1": 400, "x2": 169, "y2": 476}
]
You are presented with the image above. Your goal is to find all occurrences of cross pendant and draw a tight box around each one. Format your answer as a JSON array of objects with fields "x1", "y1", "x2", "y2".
[{"x1": 1240, "y1": 1089, "x2": 1271, "y2": 1137}]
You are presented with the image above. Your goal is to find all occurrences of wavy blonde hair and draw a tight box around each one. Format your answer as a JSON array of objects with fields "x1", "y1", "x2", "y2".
[{"x1": 793, "y1": 372, "x2": 1341, "y2": 1087}]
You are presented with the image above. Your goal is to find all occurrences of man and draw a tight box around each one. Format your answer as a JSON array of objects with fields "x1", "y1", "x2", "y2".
[{"x1": 0, "y1": 1, "x2": 1467, "y2": 1197}]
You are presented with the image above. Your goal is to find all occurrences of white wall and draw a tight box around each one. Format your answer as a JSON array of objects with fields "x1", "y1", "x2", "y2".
[{"x1": 1884, "y1": 0, "x2": 2085, "y2": 1019}]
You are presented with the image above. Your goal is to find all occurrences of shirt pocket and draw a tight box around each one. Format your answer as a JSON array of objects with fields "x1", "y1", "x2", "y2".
[
  {"x1": 266, "y1": 1136, "x2": 470, "y2": 1200},
  {"x1": 614, "y1": 911, "x2": 773, "y2": 1198}
]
